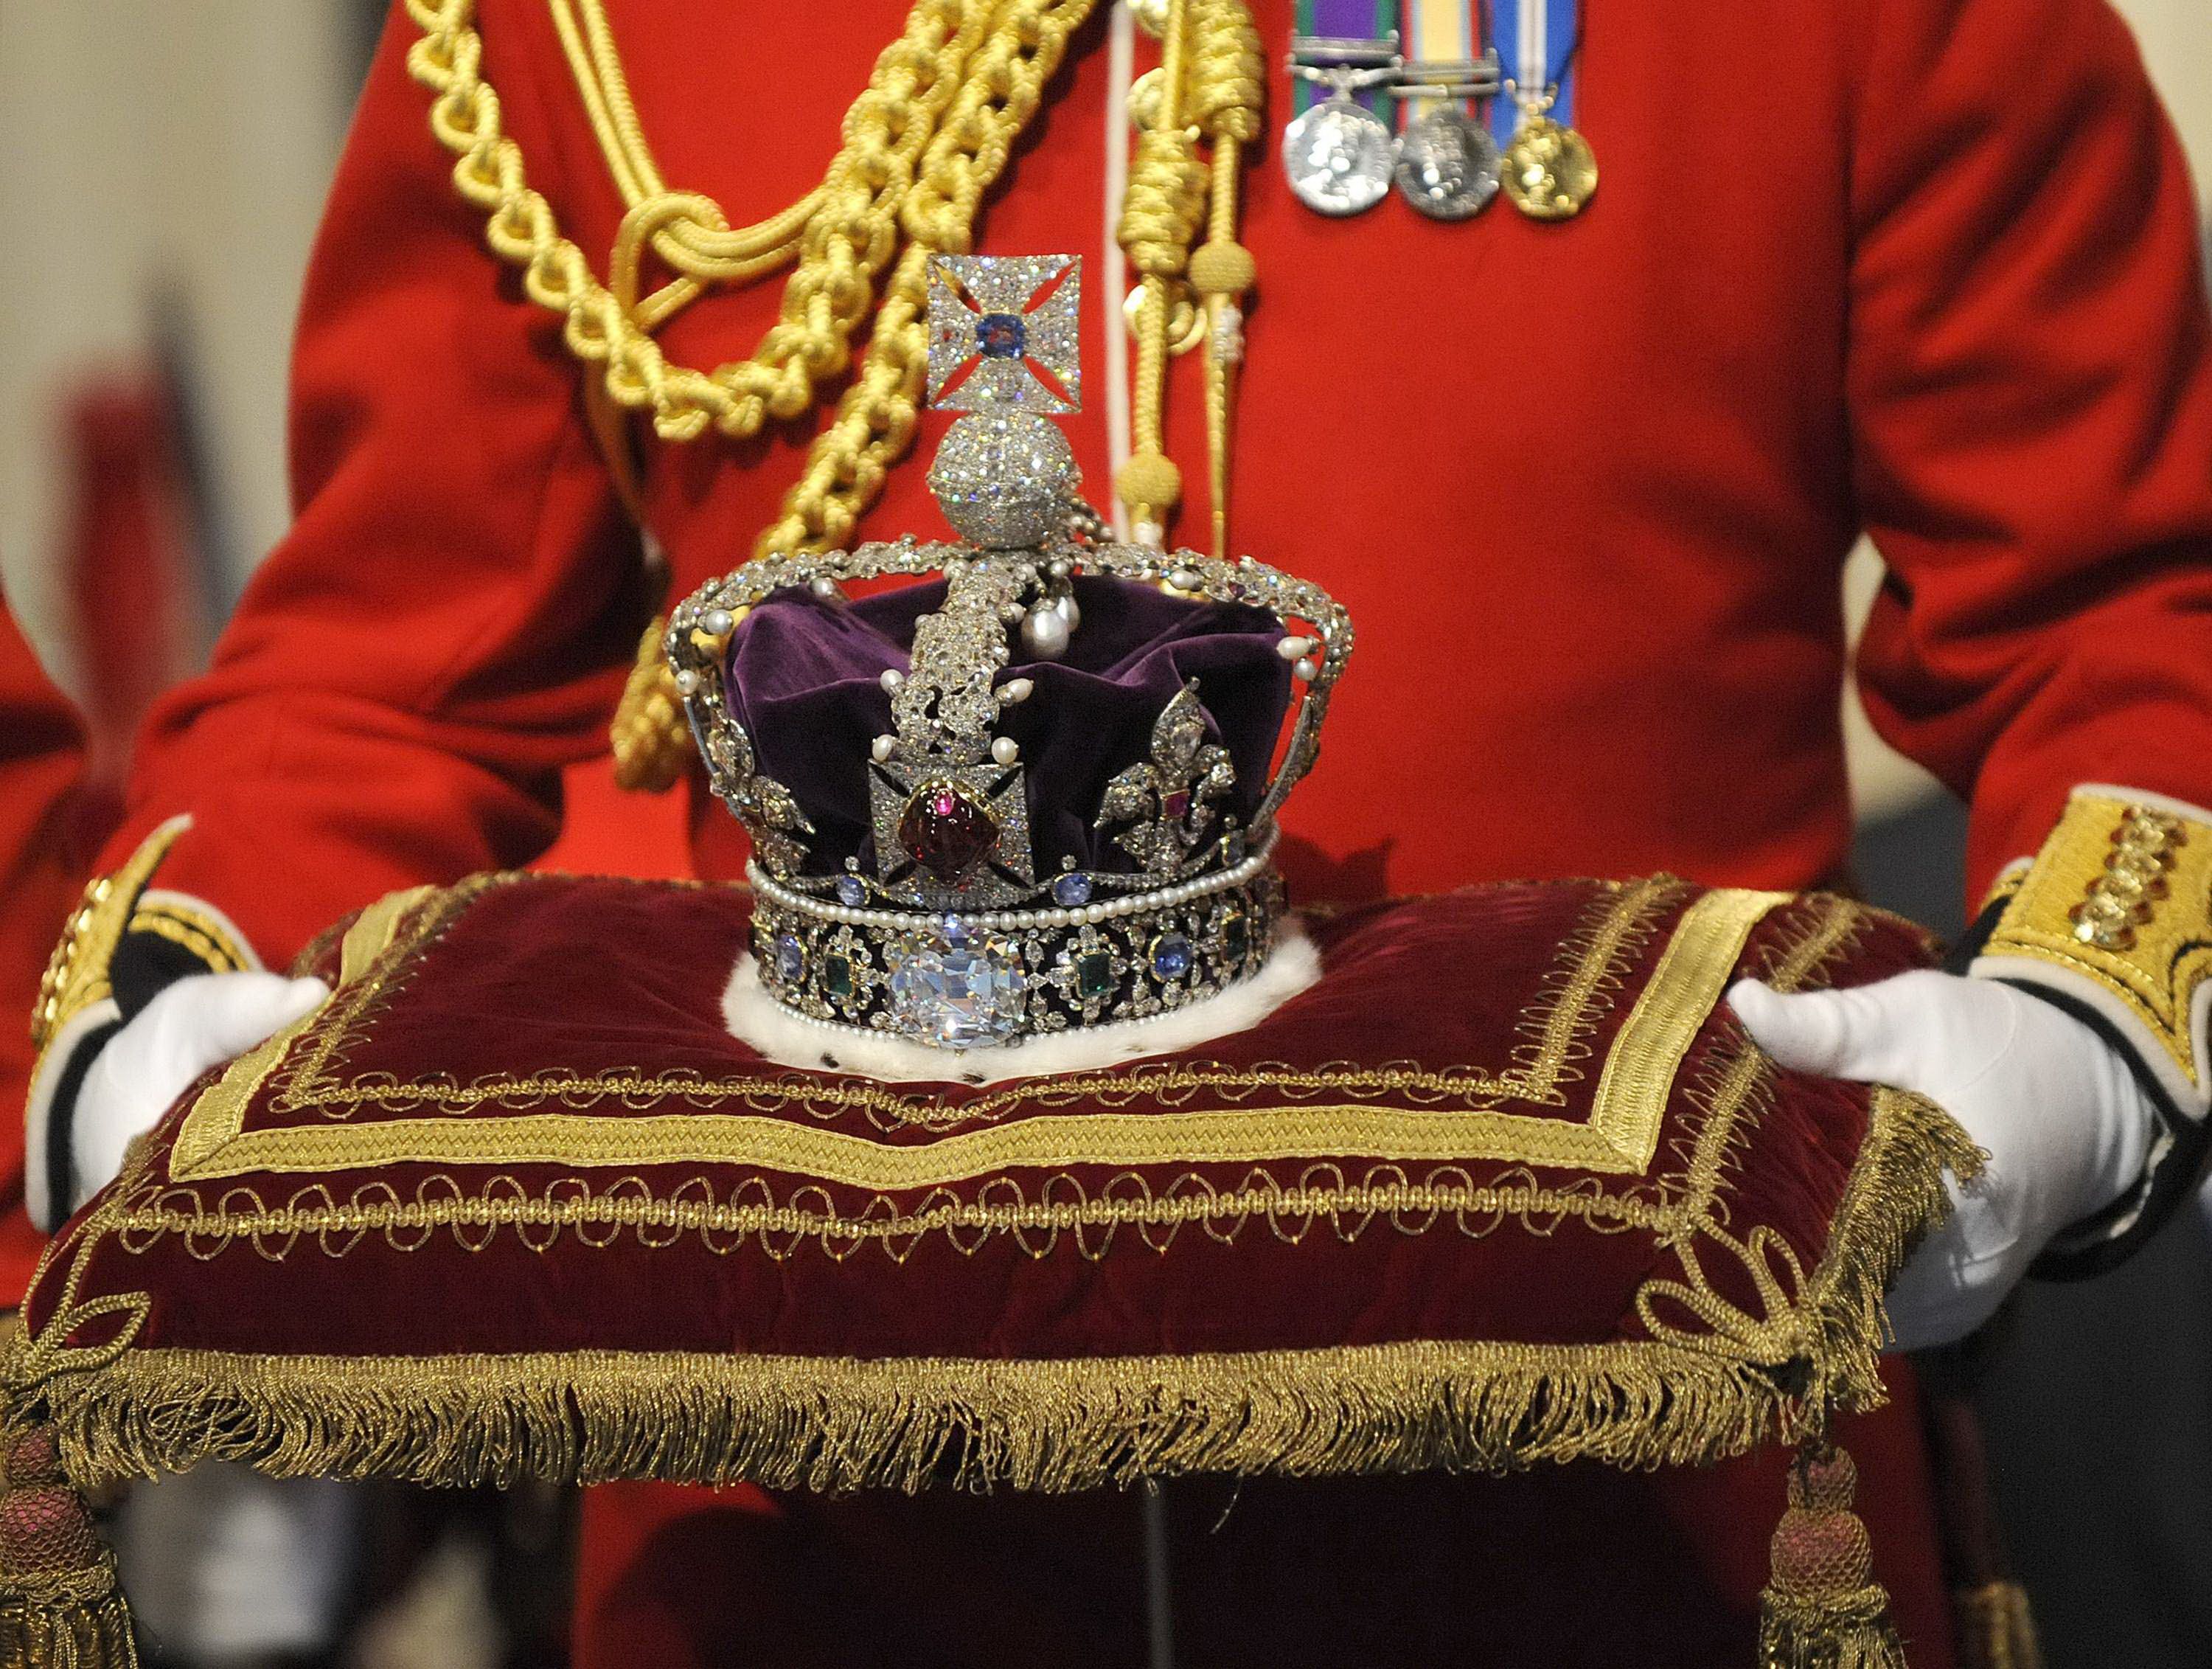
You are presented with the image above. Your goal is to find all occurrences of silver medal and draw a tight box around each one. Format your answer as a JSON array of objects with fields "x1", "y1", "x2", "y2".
[
  {"x1": 1393, "y1": 105, "x2": 1500, "y2": 220},
  {"x1": 1284, "y1": 94, "x2": 1397, "y2": 217}
]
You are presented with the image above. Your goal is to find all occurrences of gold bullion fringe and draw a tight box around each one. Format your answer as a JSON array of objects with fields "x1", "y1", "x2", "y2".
[
  {"x1": 0, "y1": 1589, "x2": 139, "y2": 1669},
  {"x1": 1803, "y1": 1087, "x2": 1985, "y2": 1415},
  {"x1": 41, "y1": 1340, "x2": 1849, "y2": 1496},
  {"x1": 16, "y1": 1088, "x2": 1978, "y2": 1498}
]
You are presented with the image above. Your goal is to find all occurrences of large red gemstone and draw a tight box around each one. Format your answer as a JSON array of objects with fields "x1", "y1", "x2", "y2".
[{"x1": 898, "y1": 781, "x2": 999, "y2": 883}]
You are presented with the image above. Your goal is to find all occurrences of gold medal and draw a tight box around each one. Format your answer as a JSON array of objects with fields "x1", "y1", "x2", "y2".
[{"x1": 1501, "y1": 112, "x2": 1597, "y2": 220}]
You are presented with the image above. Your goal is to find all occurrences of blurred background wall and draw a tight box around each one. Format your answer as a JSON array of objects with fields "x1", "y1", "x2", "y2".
[{"x1": 1, "y1": 3, "x2": 2208, "y2": 1667}]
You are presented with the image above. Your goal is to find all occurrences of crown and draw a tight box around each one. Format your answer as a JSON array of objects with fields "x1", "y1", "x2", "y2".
[{"x1": 669, "y1": 255, "x2": 1351, "y2": 1055}]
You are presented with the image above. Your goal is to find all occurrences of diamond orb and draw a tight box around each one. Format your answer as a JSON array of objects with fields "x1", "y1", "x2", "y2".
[
  {"x1": 898, "y1": 780, "x2": 1000, "y2": 884},
  {"x1": 926, "y1": 409, "x2": 1079, "y2": 549},
  {"x1": 888, "y1": 917, "x2": 1029, "y2": 1048},
  {"x1": 1052, "y1": 872, "x2": 1094, "y2": 907}
]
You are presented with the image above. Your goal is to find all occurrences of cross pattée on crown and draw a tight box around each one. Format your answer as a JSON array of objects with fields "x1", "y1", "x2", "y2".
[{"x1": 923, "y1": 254, "x2": 1085, "y2": 550}]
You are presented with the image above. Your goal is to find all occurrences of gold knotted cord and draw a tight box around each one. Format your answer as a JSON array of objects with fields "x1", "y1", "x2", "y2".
[{"x1": 401, "y1": 0, "x2": 1260, "y2": 788}]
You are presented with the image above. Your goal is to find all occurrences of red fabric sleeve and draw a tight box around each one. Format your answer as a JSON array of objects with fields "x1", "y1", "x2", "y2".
[
  {"x1": 1846, "y1": 0, "x2": 2212, "y2": 904},
  {"x1": 0, "y1": 603, "x2": 93, "y2": 1302},
  {"x1": 98, "y1": 0, "x2": 645, "y2": 965}
]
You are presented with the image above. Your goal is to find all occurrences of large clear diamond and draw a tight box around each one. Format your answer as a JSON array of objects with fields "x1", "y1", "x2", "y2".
[{"x1": 887, "y1": 917, "x2": 1028, "y2": 1048}]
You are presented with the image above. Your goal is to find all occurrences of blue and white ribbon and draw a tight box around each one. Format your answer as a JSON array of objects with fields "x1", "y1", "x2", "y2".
[{"x1": 1489, "y1": 0, "x2": 1580, "y2": 145}]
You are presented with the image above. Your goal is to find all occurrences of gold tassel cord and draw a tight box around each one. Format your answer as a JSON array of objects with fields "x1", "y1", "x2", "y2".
[
  {"x1": 1757, "y1": 1442, "x2": 1908, "y2": 1669},
  {"x1": 0, "y1": 1425, "x2": 136, "y2": 1669},
  {"x1": 403, "y1": 0, "x2": 1262, "y2": 787}
]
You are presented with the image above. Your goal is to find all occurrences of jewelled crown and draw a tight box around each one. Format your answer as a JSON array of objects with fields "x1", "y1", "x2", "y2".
[{"x1": 669, "y1": 255, "x2": 1350, "y2": 1052}]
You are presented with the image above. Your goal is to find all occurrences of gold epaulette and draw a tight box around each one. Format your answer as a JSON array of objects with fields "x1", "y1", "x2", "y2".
[{"x1": 1978, "y1": 787, "x2": 2212, "y2": 1106}]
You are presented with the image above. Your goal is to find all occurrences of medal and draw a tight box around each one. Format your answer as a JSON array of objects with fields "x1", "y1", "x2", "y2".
[
  {"x1": 1491, "y1": 0, "x2": 1596, "y2": 220},
  {"x1": 1284, "y1": 2, "x2": 1402, "y2": 217},
  {"x1": 1394, "y1": 105, "x2": 1500, "y2": 219},
  {"x1": 1501, "y1": 103, "x2": 1596, "y2": 218},
  {"x1": 1284, "y1": 73, "x2": 1398, "y2": 215},
  {"x1": 1390, "y1": 1, "x2": 1500, "y2": 220}
]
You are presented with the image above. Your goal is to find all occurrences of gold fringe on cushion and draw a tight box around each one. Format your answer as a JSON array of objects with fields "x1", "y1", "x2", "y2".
[
  {"x1": 1758, "y1": 1441, "x2": 1906, "y2": 1669},
  {"x1": 41, "y1": 1337, "x2": 1866, "y2": 1497},
  {"x1": 17, "y1": 1078, "x2": 1980, "y2": 1502},
  {"x1": 0, "y1": 1425, "x2": 136, "y2": 1669}
]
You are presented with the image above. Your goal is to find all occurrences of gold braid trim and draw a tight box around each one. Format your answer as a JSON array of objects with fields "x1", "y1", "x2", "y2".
[
  {"x1": 1980, "y1": 788, "x2": 2212, "y2": 1098},
  {"x1": 15, "y1": 1084, "x2": 1974, "y2": 1495},
  {"x1": 29, "y1": 817, "x2": 192, "y2": 1058},
  {"x1": 123, "y1": 899, "x2": 251, "y2": 978}
]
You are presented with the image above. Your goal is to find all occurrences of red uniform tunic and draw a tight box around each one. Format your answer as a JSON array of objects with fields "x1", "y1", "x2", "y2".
[
  {"x1": 0, "y1": 604, "x2": 92, "y2": 1302},
  {"x1": 84, "y1": 0, "x2": 2212, "y2": 1662}
]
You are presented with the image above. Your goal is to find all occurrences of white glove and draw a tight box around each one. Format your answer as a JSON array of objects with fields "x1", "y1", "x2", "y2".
[
  {"x1": 1728, "y1": 970, "x2": 2157, "y2": 1352},
  {"x1": 70, "y1": 972, "x2": 328, "y2": 1214}
]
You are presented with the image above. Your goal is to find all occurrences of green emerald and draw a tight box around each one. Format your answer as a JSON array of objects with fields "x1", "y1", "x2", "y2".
[
  {"x1": 1075, "y1": 950, "x2": 1115, "y2": 1000},
  {"x1": 824, "y1": 953, "x2": 855, "y2": 999}
]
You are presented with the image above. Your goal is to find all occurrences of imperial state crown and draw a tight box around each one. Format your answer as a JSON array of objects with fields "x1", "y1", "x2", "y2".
[{"x1": 666, "y1": 255, "x2": 1349, "y2": 1055}]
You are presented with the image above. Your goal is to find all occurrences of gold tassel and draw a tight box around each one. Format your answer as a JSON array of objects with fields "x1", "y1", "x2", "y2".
[
  {"x1": 1953, "y1": 1580, "x2": 2042, "y2": 1669},
  {"x1": 0, "y1": 1425, "x2": 136, "y2": 1669},
  {"x1": 1759, "y1": 1440, "x2": 1907, "y2": 1669},
  {"x1": 608, "y1": 617, "x2": 691, "y2": 793}
]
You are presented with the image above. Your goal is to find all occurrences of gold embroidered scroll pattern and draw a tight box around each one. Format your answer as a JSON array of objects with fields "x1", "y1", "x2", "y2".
[
  {"x1": 245, "y1": 877, "x2": 1675, "y2": 1136},
  {"x1": 116, "y1": 1162, "x2": 1655, "y2": 1266},
  {"x1": 162, "y1": 882, "x2": 1771, "y2": 1189}
]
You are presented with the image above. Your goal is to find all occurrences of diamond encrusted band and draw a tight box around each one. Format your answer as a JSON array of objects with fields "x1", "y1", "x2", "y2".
[{"x1": 748, "y1": 864, "x2": 1286, "y2": 1048}]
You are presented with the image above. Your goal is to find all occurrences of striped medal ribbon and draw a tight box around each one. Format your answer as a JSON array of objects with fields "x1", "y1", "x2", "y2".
[
  {"x1": 1283, "y1": 0, "x2": 1402, "y2": 216},
  {"x1": 1492, "y1": 0, "x2": 1596, "y2": 218},
  {"x1": 1391, "y1": 0, "x2": 1503, "y2": 219}
]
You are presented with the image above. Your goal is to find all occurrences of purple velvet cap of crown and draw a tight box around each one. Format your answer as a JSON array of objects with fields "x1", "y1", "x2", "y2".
[{"x1": 723, "y1": 575, "x2": 1291, "y2": 878}]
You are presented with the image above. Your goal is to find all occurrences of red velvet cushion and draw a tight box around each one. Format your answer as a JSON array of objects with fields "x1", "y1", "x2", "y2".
[{"x1": 15, "y1": 873, "x2": 1968, "y2": 1493}]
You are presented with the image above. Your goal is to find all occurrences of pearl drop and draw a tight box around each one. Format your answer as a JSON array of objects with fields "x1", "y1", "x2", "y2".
[
  {"x1": 998, "y1": 677, "x2": 1034, "y2": 705},
  {"x1": 1021, "y1": 606, "x2": 1071, "y2": 659},
  {"x1": 880, "y1": 669, "x2": 905, "y2": 693},
  {"x1": 1294, "y1": 657, "x2": 1320, "y2": 681},
  {"x1": 1055, "y1": 592, "x2": 1081, "y2": 630},
  {"x1": 1169, "y1": 567, "x2": 1202, "y2": 592},
  {"x1": 703, "y1": 608, "x2": 734, "y2": 636},
  {"x1": 992, "y1": 737, "x2": 1020, "y2": 766},
  {"x1": 871, "y1": 735, "x2": 896, "y2": 763},
  {"x1": 810, "y1": 577, "x2": 841, "y2": 600}
]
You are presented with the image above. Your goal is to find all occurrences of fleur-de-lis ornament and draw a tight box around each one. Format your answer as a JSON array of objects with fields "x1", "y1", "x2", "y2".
[{"x1": 1098, "y1": 682, "x2": 1237, "y2": 872}]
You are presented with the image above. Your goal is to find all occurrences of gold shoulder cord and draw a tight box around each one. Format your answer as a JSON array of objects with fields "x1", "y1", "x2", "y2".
[
  {"x1": 1981, "y1": 788, "x2": 2212, "y2": 1100},
  {"x1": 400, "y1": 0, "x2": 1260, "y2": 790}
]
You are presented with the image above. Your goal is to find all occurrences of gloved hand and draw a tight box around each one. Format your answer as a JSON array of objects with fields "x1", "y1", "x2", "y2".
[
  {"x1": 1728, "y1": 970, "x2": 2157, "y2": 1352},
  {"x1": 69, "y1": 972, "x2": 328, "y2": 1215}
]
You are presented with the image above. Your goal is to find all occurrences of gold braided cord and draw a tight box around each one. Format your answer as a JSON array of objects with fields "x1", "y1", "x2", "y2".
[
  {"x1": 403, "y1": 0, "x2": 1258, "y2": 784},
  {"x1": 1114, "y1": 0, "x2": 1262, "y2": 548}
]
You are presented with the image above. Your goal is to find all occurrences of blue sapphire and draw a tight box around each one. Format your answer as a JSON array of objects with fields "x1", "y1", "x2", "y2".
[
  {"x1": 1150, "y1": 932, "x2": 1194, "y2": 982},
  {"x1": 1052, "y1": 872, "x2": 1094, "y2": 908},
  {"x1": 774, "y1": 932, "x2": 806, "y2": 984},
  {"x1": 835, "y1": 874, "x2": 867, "y2": 907},
  {"x1": 975, "y1": 312, "x2": 1026, "y2": 358}
]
